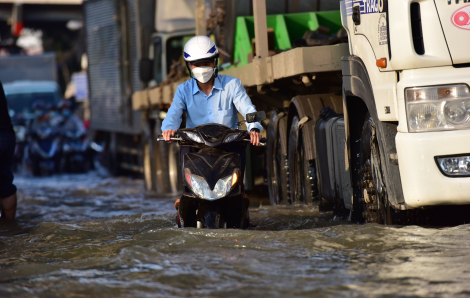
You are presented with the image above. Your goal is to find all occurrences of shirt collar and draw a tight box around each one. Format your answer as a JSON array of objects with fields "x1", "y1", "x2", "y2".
[
  {"x1": 191, "y1": 78, "x2": 199, "y2": 95},
  {"x1": 213, "y1": 76, "x2": 223, "y2": 91},
  {"x1": 191, "y1": 75, "x2": 223, "y2": 95}
]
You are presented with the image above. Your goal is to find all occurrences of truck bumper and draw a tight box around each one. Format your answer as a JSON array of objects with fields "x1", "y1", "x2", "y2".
[{"x1": 396, "y1": 130, "x2": 470, "y2": 208}]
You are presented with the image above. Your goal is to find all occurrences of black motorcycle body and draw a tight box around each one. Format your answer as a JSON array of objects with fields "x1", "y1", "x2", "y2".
[
  {"x1": 177, "y1": 124, "x2": 251, "y2": 229},
  {"x1": 158, "y1": 111, "x2": 266, "y2": 229},
  {"x1": 24, "y1": 127, "x2": 61, "y2": 176}
]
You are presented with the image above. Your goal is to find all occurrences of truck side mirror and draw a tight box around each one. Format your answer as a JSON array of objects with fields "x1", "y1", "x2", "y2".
[
  {"x1": 352, "y1": 6, "x2": 361, "y2": 25},
  {"x1": 246, "y1": 111, "x2": 266, "y2": 123},
  {"x1": 139, "y1": 58, "x2": 154, "y2": 83}
]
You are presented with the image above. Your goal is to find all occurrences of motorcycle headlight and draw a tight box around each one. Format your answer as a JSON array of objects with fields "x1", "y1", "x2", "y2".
[
  {"x1": 181, "y1": 131, "x2": 204, "y2": 143},
  {"x1": 184, "y1": 168, "x2": 239, "y2": 200},
  {"x1": 406, "y1": 84, "x2": 470, "y2": 132}
]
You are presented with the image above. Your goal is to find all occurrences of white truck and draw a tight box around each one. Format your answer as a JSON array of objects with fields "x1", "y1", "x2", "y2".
[
  {"x1": 339, "y1": 0, "x2": 470, "y2": 223},
  {"x1": 133, "y1": 0, "x2": 470, "y2": 224}
]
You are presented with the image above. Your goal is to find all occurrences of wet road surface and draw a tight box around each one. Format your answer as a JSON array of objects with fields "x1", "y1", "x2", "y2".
[{"x1": 2, "y1": 173, "x2": 470, "y2": 297}]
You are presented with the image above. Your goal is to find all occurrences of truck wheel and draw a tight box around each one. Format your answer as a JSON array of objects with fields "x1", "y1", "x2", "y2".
[
  {"x1": 143, "y1": 141, "x2": 153, "y2": 191},
  {"x1": 168, "y1": 143, "x2": 182, "y2": 194},
  {"x1": 276, "y1": 116, "x2": 290, "y2": 204},
  {"x1": 105, "y1": 133, "x2": 120, "y2": 176},
  {"x1": 359, "y1": 113, "x2": 393, "y2": 224},
  {"x1": 288, "y1": 115, "x2": 317, "y2": 205},
  {"x1": 266, "y1": 110, "x2": 280, "y2": 205}
]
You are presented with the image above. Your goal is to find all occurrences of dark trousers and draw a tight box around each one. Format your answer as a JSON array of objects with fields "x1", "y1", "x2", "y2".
[
  {"x1": 180, "y1": 146, "x2": 246, "y2": 183},
  {"x1": 0, "y1": 130, "x2": 16, "y2": 198}
]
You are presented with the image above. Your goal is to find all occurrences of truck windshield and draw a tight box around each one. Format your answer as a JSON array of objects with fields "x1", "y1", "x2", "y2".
[
  {"x1": 153, "y1": 35, "x2": 187, "y2": 84},
  {"x1": 166, "y1": 36, "x2": 185, "y2": 74},
  {"x1": 153, "y1": 38, "x2": 163, "y2": 83}
]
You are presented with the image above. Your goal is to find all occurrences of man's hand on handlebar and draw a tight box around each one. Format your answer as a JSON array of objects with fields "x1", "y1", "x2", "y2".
[
  {"x1": 250, "y1": 131, "x2": 261, "y2": 146},
  {"x1": 163, "y1": 130, "x2": 176, "y2": 143}
]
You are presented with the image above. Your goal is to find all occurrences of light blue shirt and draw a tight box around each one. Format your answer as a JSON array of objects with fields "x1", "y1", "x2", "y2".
[{"x1": 161, "y1": 75, "x2": 263, "y2": 132}]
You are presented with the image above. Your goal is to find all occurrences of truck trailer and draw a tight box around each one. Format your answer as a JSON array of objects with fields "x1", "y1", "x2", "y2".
[{"x1": 84, "y1": 0, "x2": 199, "y2": 195}]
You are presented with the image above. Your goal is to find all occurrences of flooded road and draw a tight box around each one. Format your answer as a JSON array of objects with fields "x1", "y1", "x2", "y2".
[{"x1": 2, "y1": 173, "x2": 470, "y2": 297}]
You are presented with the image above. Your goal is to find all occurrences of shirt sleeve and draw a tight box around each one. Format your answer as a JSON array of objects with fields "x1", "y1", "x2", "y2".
[
  {"x1": 232, "y1": 78, "x2": 263, "y2": 132},
  {"x1": 161, "y1": 86, "x2": 187, "y2": 131}
]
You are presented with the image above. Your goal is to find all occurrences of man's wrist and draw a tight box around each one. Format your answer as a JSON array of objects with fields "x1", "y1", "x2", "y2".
[{"x1": 250, "y1": 128, "x2": 260, "y2": 133}]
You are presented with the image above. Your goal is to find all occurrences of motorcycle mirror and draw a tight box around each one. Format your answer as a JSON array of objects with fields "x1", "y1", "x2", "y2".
[{"x1": 246, "y1": 111, "x2": 266, "y2": 123}]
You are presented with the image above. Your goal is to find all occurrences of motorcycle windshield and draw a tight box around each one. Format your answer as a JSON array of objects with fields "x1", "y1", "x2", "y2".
[
  {"x1": 179, "y1": 123, "x2": 246, "y2": 146},
  {"x1": 197, "y1": 124, "x2": 230, "y2": 143}
]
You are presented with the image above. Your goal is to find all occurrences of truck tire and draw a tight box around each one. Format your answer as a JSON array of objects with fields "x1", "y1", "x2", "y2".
[
  {"x1": 359, "y1": 113, "x2": 394, "y2": 224},
  {"x1": 287, "y1": 115, "x2": 317, "y2": 205},
  {"x1": 143, "y1": 141, "x2": 154, "y2": 191},
  {"x1": 276, "y1": 116, "x2": 290, "y2": 205},
  {"x1": 106, "y1": 133, "x2": 120, "y2": 176},
  {"x1": 266, "y1": 110, "x2": 280, "y2": 205},
  {"x1": 168, "y1": 143, "x2": 183, "y2": 195}
]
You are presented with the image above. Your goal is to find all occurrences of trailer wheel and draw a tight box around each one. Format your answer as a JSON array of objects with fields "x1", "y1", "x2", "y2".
[
  {"x1": 288, "y1": 115, "x2": 316, "y2": 205},
  {"x1": 106, "y1": 133, "x2": 120, "y2": 176},
  {"x1": 276, "y1": 116, "x2": 290, "y2": 204},
  {"x1": 266, "y1": 110, "x2": 281, "y2": 205},
  {"x1": 359, "y1": 113, "x2": 393, "y2": 224}
]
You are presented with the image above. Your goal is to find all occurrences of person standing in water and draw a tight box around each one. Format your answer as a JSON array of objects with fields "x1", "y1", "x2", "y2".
[{"x1": 0, "y1": 81, "x2": 17, "y2": 222}]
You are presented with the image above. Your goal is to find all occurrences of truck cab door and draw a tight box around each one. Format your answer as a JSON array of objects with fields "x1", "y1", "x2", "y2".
[{"x1": 350, "y1": 0, "x2": 390, "y2": 69}]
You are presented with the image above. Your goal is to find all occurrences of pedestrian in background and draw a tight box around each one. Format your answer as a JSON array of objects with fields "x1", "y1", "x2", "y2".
[{"x1": 0, "y1": 81, "x2": 17, "y2": 222}]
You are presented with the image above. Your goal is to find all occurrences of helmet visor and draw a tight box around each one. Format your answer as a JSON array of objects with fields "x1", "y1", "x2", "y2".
[{"x1": 188, "y1": 56, "x2": 218, "y2": 65}]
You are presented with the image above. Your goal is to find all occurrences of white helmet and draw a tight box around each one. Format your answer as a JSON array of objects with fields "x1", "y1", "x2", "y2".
[{"x1": 183, "y1": 36, "x2": 219, "y2": 63}]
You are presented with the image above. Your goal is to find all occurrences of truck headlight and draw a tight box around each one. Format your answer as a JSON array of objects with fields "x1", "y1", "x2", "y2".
[
  {"x1": 184, "y1": 168, "x2": 239, "y2": 200},
  {"x1": 436, "y1": 155, "x2": 470, "y2": 177},
  {"x1": 406, "y1": 84, "x2": 470, "y2": 132}
]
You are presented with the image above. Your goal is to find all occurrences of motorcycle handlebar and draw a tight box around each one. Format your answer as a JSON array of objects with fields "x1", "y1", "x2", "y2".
[
  {"x1": 242, "y1": 139, "x2": 266, "y2": 146},
  {"x1": 156, "y1": 135, "x2": 182, "y2": 142},
  {"x1": 156, "y1": 135, "x2": 266, "y2": 146}
]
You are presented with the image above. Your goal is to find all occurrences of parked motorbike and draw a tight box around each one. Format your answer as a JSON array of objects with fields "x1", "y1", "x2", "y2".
[
  {"x1": 24, "y1": 126, "x2": 61, "y2": 176},
  {"x1": 61, "y1": 130, "x2": 92, "y2": 173},
  {"x1": 12, "y1": 124, "x2": 27, "y2": 172},
  {"x1": 158, "y1": 111, "x2": 267, "y2": 229}
]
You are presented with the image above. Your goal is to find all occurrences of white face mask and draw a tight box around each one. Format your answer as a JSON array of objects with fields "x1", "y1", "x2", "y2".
[{"x1": 192, "y1": 66, "x2": 215, "y2": 83}]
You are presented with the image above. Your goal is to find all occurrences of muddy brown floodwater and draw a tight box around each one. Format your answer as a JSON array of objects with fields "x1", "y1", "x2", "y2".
[{"x1": 1, "y1": 173, "x2": 470, "y2": 297}]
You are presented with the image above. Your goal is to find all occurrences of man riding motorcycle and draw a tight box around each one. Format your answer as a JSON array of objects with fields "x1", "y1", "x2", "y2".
[
  {"x1": 25, "y1": 100, "x2": 61, "y2": 175},
  {"x1": 56, "y1": 100, "x2": 94, "y2": 172},
  {"x1": 28, "y1": 100, "x2": 51, "y2": 134},
  {"x1": 161, "y1": 36, "x2": 263, "y2": 213},
  {"x1": 57, "y1": 100, "x2": 86, "y2": 136}
]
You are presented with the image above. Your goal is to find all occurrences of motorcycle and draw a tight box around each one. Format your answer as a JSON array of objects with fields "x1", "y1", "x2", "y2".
[
  {"x1": 158, "y1": 111, "x2": 267, "y2": 229},
  {"x1": 61, "y1": 130, "x2": 92, "y2": 173},
  {"x1": 24, "y1": 126, "x2": 61, "y2": 176}
]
